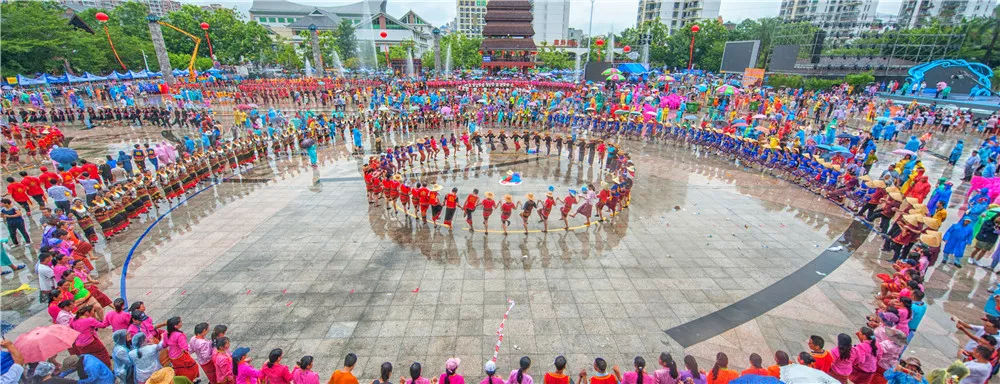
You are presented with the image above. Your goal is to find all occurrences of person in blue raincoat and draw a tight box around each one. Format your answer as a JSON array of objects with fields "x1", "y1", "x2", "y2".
[
  {"x1": 306, "y1": 141, "x2": 318, "y2": 167},
  {"x1": 982, "y1": 158, "x2": 997, "y2": 178},
  {"x1": 904, "y1": 135, "x2": 921, "y2": 153},
  {"x1": 969, "y1": 188, "x2": 992, "y2": 217},
  {"x1": 871, "y1": 121, "x2": 885, "y2": 140},
  {"x1": 183, "y1": 136, "x2": 195, "y2": 154},
  {"x1": 352, "y1": 127, "x2": 363, "y2": 153},
  {"x1": 117, "y1": 150, "x2": 133, "y2": 176},
  {"x1": 949, "y1": 140, "x2": 964, "y2": 165},
  {"x1": 941, "y1": 216, "x2": 975, "y2": 266},
  {"x1": 925, "y1": 178, "x2": 952, "y2": 215},
  {"x1": 883, "y1": 122, "x2": 897, "y2": 141}
]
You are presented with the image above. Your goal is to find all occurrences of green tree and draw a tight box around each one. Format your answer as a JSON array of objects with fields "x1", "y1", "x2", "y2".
[
  {"x1": 436, "y1": 33, "x2": 482, "y2": 69},
  {"x1": 535, "y1": 41, "x2": 572, "y2": 69},
  {"x1": 617, "y1": 20, "x2": 671, "y2": 66},
  {"x1": 732, "y1": 17, "x2": 781, "y2": 68},
  {"x1": 0, "y1": 2, "x2": 109, "y2": 76},
  {"x1": 161, "y1": 5, "x2": 271, "y2": 65},
  {"x1": 663, "y1": 19, "x2": 730, "y2": 71},
  {"x1": 334, "y1": 19, "x2": 358, "y2": 60}
]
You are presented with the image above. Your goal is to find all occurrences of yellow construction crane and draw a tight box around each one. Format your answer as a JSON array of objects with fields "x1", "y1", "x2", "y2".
[{"x1": 158, "y1": 21, "x2": 201, "y2": 81}]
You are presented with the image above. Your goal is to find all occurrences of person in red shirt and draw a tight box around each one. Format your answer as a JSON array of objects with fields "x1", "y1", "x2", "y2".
[
  {"x1": 557, "y1": 190, "x2": 578, "y2": 231},
  {"x1": 4, "y1": 177, "x2": 32, "y2": 214},
  {"x1": 19, "y1": 171, "x2": 46, "y2": 205},
  {"x1": 39, "y1": 167, "x2": 60, "y2": 190},
  {"x1": 429, "y1": 186, "x2": 443, "y2": 226},
  {"x1": 481, "y1": 192, "x2": 496, "y2": 233},
  {"x1": 544, "y1": 356, "x2": 571, "y2": 384},
  {"x1": 740, "y1": 353, "x2": 769, "y2": 376},
  {"x1": 416, "y1": 183, "x2": 430, "y2": 220},
  {"x1": 398, "y1": 180, "x2": 412, "y2": 216},
  {"x1": 59, "y1": 167, "x2": 77, "y2": 197},
  {"x1": 24, "y1": 139, "x2": 39, "y2": 163},
  {"x1": 808, "y1": 335, "x2": 833, "y2": 373},
  {"x1": 596, "y1": 184, "x2": 611, "y2": 222},
  {"x1": 385, "y1": 175, "x2": 400, "y2": 213},
  {"x1": 500, "y1": 194, "x2": 516, "y2": 235},
  {"x1": 80, "y1": 160, "x2": 100, "y2": 181},
  {"x1": 443, "y1": 187, "x2": 459, "y2": 230},
  {"x1": 538, "y1": 191, "x2": 556, "y2": 233},
  {"x1": 69, "y1": 162, "x2": 85, "y2": 179},
  {"x1": 462, "y1": 189, "x2": 479, "y2": 232}
]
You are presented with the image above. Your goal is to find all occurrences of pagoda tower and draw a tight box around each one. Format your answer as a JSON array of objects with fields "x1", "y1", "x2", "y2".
[{"x1": 480, "y1": 0, "x2": 536, "y2": 72}]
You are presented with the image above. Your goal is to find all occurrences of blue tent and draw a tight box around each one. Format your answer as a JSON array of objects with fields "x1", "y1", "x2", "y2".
[
  {"x1": 67, "y1": 73, "x2": 88, "y2": 83},
  {"x1": 16, "y1": 75, "x2": 47, "y2": 86},
  {"x1": 128, "y1": 70, "x2": 148, "y2": 79},
  {"x1": 147, "y1": 71, "x2": 162, "y2": 77},
  {"x1": 111, "y1": 71, "x2": 133, "y2": 80},
  {"x1": 45, "y1": 74, "x2": 69, "y2": 84},
  {"x1": 83, "y1": 72, "x2": 108, "y2": 81},
  {"x1": 617, "y1": 63, "x2": 648, "y2": 74}
]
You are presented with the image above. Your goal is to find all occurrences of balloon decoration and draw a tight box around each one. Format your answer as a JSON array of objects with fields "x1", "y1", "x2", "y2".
[
  {"x1": 379, "y1": 30, "x2": 388, "y2": 39},
  {"x1": 623, "y1": 45, "x2": 631, "y2": 53},
  {"x1": 691, "y1": 25, "x2": 701, "y2": 33},
  {"x1": 95, "y1": 12, "x2": 127, "y2": 71},
  {"x1": 200, "y1": 22, "x2": 214, "y2": 59},
  {"x1": 595, "y1": 38, "x2": 604, "y2": 47}
]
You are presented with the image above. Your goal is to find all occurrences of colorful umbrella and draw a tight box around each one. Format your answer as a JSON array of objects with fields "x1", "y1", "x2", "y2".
[
  {"x1": 716, "y1": 85, "x2": 738, "y2": 95},
  {"x1": 13, "y1": 324, "x2": 80, "y2": 363},
  {"x1": 892, "y1": 149, "x2": 917, "y2": 156},
  {"x1": 602, "y1": 68, "x2": 621, "y2": 76},
  {"x1": 606, "y1": 74, "x2": 625, "y2": 81},
  {"x1": 656, "y1": 75, "x2": 675, "y2": 82},
  {"x1": 752, "y1": 114, "x2": 768, "y2": 119}
]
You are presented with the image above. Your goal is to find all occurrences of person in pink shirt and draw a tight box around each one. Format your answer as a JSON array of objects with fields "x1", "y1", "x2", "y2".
[
  {"x1": 190, "y1": 323, "x2": 217, "y2": 384},
  {"x1": 293, "y1": 356, "x2": 321, "y2": 384},
  {"x1": 481, "y1": 361, "x2": 504, "y2": 384},
  {"x1": 104, "y1": 298, "x2": 131, "y2": 331},
  {"x1": 621, "y1": 357, "x2": 655, "y2": 384},
  {"x1": 164, "y1": 317, "x2": 200, "y2": 381},
  {"x1": 505, "y1": 357, "x2": 532, "y2": 384},
  {"x1": 653, "y1": 353, "x2": 679, "y2": 384},
  {"x1": 213, "y1": 337, "x2": 234, "y2": 384},
  {"x1": 234, "y1": 347, "x2": 261, "y2": 384},
  {"x1": 68, "y1": 305, "x2": 111, "y2": 368},
  {"x1": 260, "y1": 348, "x2": 294, "y2": 384},
  {"x1": 828, "y1": 333, "x2": 856, "y2": 383},
  {"x1": 440, "y1": 358, "x2": 465, "y2": 384},
  {"x1": 401, "y1": 362, "x2": 433, "y2": 384},
  {"x1": 849, "y1": 327, "x2": 882, "y2": 384}
]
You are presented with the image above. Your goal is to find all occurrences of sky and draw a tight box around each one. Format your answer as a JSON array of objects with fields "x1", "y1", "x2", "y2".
[{"x1": 189, "y1": 0, "x2": 949, "y2": 35}]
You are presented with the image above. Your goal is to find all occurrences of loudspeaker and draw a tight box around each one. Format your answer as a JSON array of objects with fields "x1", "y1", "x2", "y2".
[{"x1": 810, "y1": 30, "x2": 826, "y2": 64}]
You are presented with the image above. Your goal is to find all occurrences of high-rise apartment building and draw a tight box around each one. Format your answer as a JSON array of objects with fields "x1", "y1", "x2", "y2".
[
  {"x1": 635, "y1": 0, "x2": 721, "y2": 35},
  {"x1": 778, "y1": 0, "x2": 879, "y2": 35},
  {"x1": 531, "y1": 0, "x2": 570, "y2": 45},
  {"x1": 896, "y1": 0, "x2": 995, "y2": 28},
  {"x1": 456, "y1": 0, "x2": 488, "y2": 36}
]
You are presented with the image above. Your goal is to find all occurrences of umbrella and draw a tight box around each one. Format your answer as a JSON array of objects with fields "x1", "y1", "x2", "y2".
[
  {"x1": 602, "y1": 68, "x2": 621, "y2": 76},
  {"x1": 683, "y1": 115, "x2": 698, "y2": 121},
  {"x1": 49, "y1": 147, "x2": 79, "y2": 164},
  {"x1": 629, "y1": 110, "x2": 642, "y2": 116},
  {"x1": 716, "y1": 85, "x2": 737, "y2": 95},
  {"x1": 614, "y1": 110, "x2": 629, "y2": 115},
  {"x1": 377, "y1": 105, "x2": 390, "y2": 112},
  {"x1": 752, "y1": 114, "x2": 768, "y2": 119},
  {"x1": 644, "y1": 111, "x2": 657, "y2": 116},
  {"x1": 781, "y1": 364, "x2": 838, "y2": 384},
  {"x1": 875, "y1": 116, "x2": 889, "y2": 122},
  {"x1": 835, "y1": 133, "x2": 857, "y2": 139},
  {"x1": 13, "y1": 324, "x2": 80, "y2": 363},
  {"x1": 478, "y1": 99, "x2": 488, "y2": 104},
  {"x1": 712, "y1": 120, "x2": 728, "y2": 128},
  {"x1": 892, "y1": 116, "x2": 907, "y2": 122},
  {"x1": 300, "y1": 138, "x2": 316, "y2": 148},
  {"x1": 731, "y1": 118, "x2": 747, "y2": 124},
  {"x1": 892, "y1": 149, "x2": 917, "y2": 156},
  {"x1": 606, "y1": 74, "x2": 625, "y2": 81},
  {"x1": 936, "y1": 81, "x2": 947, "y2": 89},
  {"x1": 656, "y1": 75, "x2": 675, "y2": 82},
  {"x1": 731, "y1": 122, "x2": 748, "y2": 128},
  {"x1": 730, "y1": 374, "x2": 784, "y2": 384},
  {"x1": 440, "y1": 106, "x2": 452, "y2": 115}
]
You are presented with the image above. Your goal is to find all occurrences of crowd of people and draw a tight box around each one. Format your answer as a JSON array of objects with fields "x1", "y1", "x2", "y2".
[{"x1": 2, "y1": 71, "x2": 1000, "y2": 384}]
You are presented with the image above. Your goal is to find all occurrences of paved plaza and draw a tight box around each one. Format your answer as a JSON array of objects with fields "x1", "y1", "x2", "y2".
[{"x1": 3, "y1": 125, "x2": 992, "y2": 377}]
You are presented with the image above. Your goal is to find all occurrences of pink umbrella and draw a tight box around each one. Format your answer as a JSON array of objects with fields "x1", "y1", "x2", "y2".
[
  {"x1": 13, "y1": 324, "x2": 80, "y2": 363},
  {"x1": 936, "y1": 82, "x2": 947, "y2": 90}
]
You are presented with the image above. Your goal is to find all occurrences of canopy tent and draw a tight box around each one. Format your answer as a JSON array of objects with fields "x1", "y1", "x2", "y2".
[
  {"x1": 617, "y1": 63, "x2": 649, "y2": 74},
  {"x1": 44, "y1": 74, "x2": 69, "y2": 84}
]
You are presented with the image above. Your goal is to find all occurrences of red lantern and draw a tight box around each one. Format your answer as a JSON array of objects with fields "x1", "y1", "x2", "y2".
[
  {"x1": 95, "y1": 12, "x2": 109, "y2": 22},
  {"x1": 691, "y1": 25, "x2": 701, "y2": 33},
  {"x1": 478, "y1": 50, "x2": 484, "y2": 55},
  {"x1": 595, "y1": 38, "x2": 604, "y2": 47},
  {"x1": 200, "y1": 22, "x2": 210, "y2": 30},
  {"x1": 379, "y1": 30, "x2": 388, "y2": 38},
  {"x1": 623, "y1": 45, "x2": 631, "y2": 53}
]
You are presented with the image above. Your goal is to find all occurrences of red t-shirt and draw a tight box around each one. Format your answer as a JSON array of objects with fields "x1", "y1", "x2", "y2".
[
  {"x1": 429, "y1": 191, "x2": 440, "y2": 206},
  {"x1": 544, "y1": 373, "x2": 570, "y2": 384},
  {"x1": 501, "y1": 201, "x2": 515, "y2": 213},
  {"x1": 481, "y1": 199, "x2": 496, "y2": 211},
  {"x1": 590, "y1": 374, "x2": 617, "y2": 384},
  {"x1": 83, "y1": 164, "x2": 100, "y2": 180},
  {"x1": 562, "y1": 195, "x2": 577, "y2": 211},
  {"x1": 445, "y1": 193, "x2": 458, "y2": 209},
  {"x1": 69, "y1": 166, "x2": 85, "y2": 179},
  {"x1": 463, "y1": 194, "x2": 479, "y2": 210},
  {"x1": 417, "y1": 188, "x2": 430, "y2": 205},
  {"x1": 811, "y1": 350, "x2": 833, "y2": 373},
  {"x1": 6, "y1": 182, "x2": 29, "y2": 202},
  {"x1": 39, "y1": 172, "x2": 60, "y2": 189},
  {"x1": 21, "y1": 176, "x2": 44, "y2": 196},
  {"x1": 598, "y1": 190, "x2": 611, "y2": 203}
]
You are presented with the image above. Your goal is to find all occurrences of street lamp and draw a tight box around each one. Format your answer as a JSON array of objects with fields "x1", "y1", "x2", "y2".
[{"x1": 687, "y1": 24, "x2": 700, "y2": 70}]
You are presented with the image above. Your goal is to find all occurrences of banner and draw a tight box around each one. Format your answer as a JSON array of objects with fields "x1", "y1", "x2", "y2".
[
  {"x1": 5, "y1": 77, "x2": 16, "y2": 84},
  {"x1": 743, "y1": 68, "x2": 765, "y2": 87}
]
